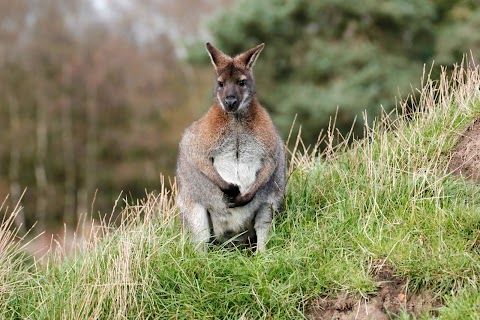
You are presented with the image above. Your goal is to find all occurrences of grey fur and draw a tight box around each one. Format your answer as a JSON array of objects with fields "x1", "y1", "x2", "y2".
[{"x1": 176, "y1": 43, "x2": 286, "y2": 252}]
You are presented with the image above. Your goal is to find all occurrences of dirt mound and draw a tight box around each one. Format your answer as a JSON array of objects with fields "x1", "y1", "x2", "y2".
[
  {"x1": 449, "y1": 119, "x2": 480, "y2": 183},
  {"x1": 306, "y1": 262, "x2": 441, "y2": 320}
]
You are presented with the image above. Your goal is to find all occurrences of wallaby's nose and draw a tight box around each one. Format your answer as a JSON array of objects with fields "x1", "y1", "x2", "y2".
[{"x1": 225, "y1": 96, "x2": 238, "y2": 109}]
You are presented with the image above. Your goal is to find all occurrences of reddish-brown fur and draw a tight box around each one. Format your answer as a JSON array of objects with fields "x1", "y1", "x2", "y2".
[{"x1": 197, "y1": 98, "x2": 277, "y2": 155}]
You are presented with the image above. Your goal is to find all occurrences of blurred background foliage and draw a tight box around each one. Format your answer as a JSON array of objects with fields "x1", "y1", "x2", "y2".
[
  {"x1": 192, "y1": 0, "x2": 480, "y2": 144},
  {"x1": 0, "y1": 0, "x2": 479, "y2": 236}
]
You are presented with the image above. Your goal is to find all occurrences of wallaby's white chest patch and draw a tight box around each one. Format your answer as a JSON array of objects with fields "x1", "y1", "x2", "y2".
[{"x1": 213, "y1": 135, "x2": 262, "y2": 193}]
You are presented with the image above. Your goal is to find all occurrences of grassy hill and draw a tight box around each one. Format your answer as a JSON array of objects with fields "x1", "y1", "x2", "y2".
[{"x1": 1, "y1": 63, "x2": 480, "y2": 319}]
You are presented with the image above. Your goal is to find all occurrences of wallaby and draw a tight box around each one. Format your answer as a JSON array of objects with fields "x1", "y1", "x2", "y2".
[{"x1": 176, "y1": 42, "x2": 286, "y2": 252}]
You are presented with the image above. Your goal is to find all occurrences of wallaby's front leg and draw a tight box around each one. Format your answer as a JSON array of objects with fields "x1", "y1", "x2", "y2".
[
  {"x1": 196, "y1": 157, "x2": 240, "y2": 197},
  {"x1": 228, "y1": 157, "x2": 275, "y2": 208}
]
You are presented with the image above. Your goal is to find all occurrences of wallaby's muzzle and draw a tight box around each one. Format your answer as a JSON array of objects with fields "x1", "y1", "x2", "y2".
[{"x1": 224, "y1": 95, "x2": 238, "y2": 111}]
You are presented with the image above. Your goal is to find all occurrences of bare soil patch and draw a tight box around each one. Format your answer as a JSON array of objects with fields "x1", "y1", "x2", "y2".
[
  {"x1": 306, "y1": 262, "x2": 441, "y2": 320},
  {"x1": 449, "y1": 119, "x2": 480, "y2": 183}
]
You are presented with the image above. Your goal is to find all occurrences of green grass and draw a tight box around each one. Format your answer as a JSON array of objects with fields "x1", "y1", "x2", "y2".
[{"x1": 1, "y1": 63, "x2": 480, "y2": 319}]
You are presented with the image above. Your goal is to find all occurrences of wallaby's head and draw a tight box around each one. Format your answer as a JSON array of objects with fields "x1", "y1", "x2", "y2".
[{"x1": 206, "y1": 42, "x2": 264, "y2": 113}]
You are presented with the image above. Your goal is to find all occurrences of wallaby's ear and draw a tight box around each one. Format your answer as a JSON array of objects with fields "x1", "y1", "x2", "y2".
[
  {"x1": 206, "y1": 42, "x2": 230, "y2": 71},
  {"x1": 236, "y1": 43, "x2": 265, "y2": 70}
]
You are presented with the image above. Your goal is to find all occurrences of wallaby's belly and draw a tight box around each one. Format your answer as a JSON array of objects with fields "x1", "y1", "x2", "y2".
[
  {"x1": 210, "y1": 137, "x2": 264, "y2": 238},
  {"x1": 213, "y1": 143, "x2": 262, "y2": 193},
  {"x1": 211, "y1": 202, "x2": 255, "y2": 235}
]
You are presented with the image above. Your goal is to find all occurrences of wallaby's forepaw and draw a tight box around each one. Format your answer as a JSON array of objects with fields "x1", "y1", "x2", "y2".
[
  {"x1": 228, "y1": 191, "x2": 255, "y2": 208},
  {"x1": 221, "y1": 183, "x2": 240, "y2": 197}
]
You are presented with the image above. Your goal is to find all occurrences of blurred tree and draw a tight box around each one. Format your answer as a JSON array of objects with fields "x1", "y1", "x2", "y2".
[
  {"x1": 435, "y1": 1, "x2": 480, "y2": 67},
  {"x1": 0, "y1": 0, "x2": 224, "y2": 232},
  {"x1": 202, "y1": 0, "x2": 480, "y2": 145}
]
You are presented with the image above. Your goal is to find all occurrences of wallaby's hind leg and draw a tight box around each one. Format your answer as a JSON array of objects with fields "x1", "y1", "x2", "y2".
[
  {"x1": 254, "y1": 203, "x2": 274, "y2": 252},
  {"x1": 183, "y1": 203, "x2": 211, "y2": 251}
]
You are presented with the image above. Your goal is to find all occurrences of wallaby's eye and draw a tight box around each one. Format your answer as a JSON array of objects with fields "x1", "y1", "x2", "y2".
[
  {"x1": 217, "y1": 81, "x2": 224, "y2": 88},
  {"x1": 238, "y1": 80, "x2": 247, "y2": 87}
]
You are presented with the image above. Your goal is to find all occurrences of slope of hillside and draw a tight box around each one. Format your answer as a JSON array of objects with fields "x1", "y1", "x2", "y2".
[{"x1": 1, "y1": 63, "x2": 479, "y2": 319}]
